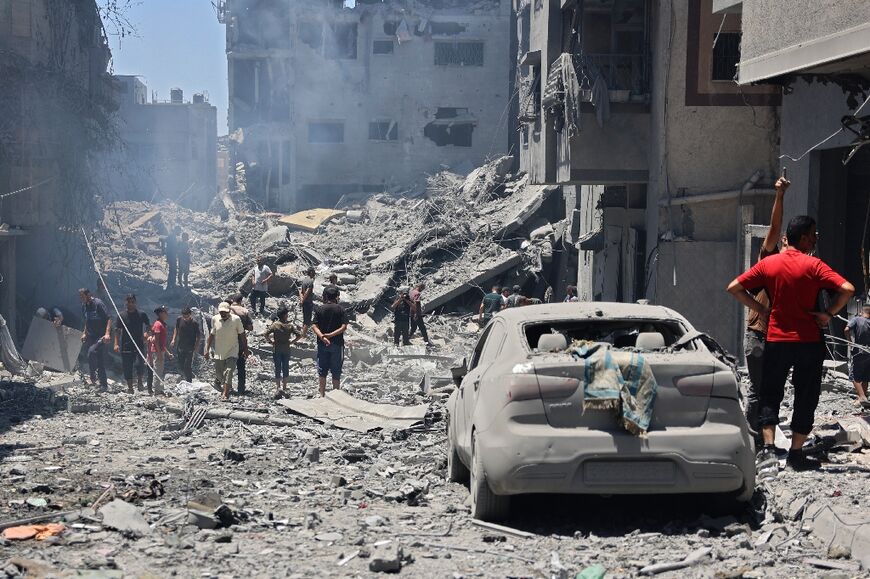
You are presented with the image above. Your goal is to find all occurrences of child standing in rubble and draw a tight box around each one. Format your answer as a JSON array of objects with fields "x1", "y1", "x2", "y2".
[
  {"x1": 147, "y1": 306, "x2": 173, "y2": 396},
  {"x1": 264, "y1": 307, "x2": 301, "y2": 398}
]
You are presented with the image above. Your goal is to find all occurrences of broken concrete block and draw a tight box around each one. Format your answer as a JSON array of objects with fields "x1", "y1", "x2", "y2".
[
  {"x1": 304, "y1": 446, "x2": 320, "y2": 463},
  {"x1": 369, "y1": 543, "x2": 404, "y2": 573},
  {"x1": 259, "y1": 225, "x2": 288, "y2": 246},
  {"x1": 99, "y1": 499, "x2": 150, "y2": 537},
  {"x1": 21, "y1": 317, "x2": 83, "y2": 373}
]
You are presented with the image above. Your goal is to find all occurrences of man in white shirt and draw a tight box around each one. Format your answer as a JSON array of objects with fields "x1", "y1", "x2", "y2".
[
  {"x1": 206, "y1": 302, "x2": 247, "y2": 401},
  {"x1": 248, "y1": 256, "x2": 273, "y2": 316}
]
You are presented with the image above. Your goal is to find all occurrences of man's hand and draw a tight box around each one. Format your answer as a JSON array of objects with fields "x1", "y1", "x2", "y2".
[
  {"x1": 81, "y1": 333, "x2": 87, "y2": 343},
  {"x1": 775, "y1": 177, "x2": 790, "y2": 194},
  {"x1": 320, "y1": 335, "x2": 331, "y2": 347},
  {"x1": 167, "y1": 351, "x2": 174, "y2": 360},
  {"x1": 102, "y1": 334, "x2": 111, "y2": 344},
  {"x1": 53, "y1": 319, "x2": 62, "y2": 328},
  {"x1": 114, "y1": 344, "x2": 120, "y2": 353},
  {"x1": 811, "y1": 311, "x2": 832, "y2": 328}
]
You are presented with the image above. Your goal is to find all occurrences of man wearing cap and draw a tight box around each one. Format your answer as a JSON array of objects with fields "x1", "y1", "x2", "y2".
[
  {"x1": 207, "y1": 302, "x2": 247, "y2": 401},
  {"x1": 390, "y1": 287, "x2": 413, "y2": 347},
  {"x1": 228, "y1": 294, "x2": 254, "y2": 395},
  {"x1": 299, "y1": 266, "x2": 316, "y2": 337},
  {"x1": 147, "y1": 306, "x2": 173, "y2": 396},
  {"x1": 312, "y1": 286, "x2": 348, "y2": 397}
]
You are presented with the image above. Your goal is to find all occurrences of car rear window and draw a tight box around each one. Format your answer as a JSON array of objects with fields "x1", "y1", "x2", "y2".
[{"x1": 525, "y1": 319, "x2": 689, "y2": 351}]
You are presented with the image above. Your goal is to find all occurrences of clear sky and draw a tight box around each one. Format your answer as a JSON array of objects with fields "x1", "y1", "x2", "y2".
[{"x1": 109, "y1": 0, "x2": 229, "y2": 134}]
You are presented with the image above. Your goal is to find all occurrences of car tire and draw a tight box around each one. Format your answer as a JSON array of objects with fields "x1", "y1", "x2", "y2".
[
  {"x1": 447, "y1": 429, "x2": 469, "y2": 484},
  {"x1": 470, "y1": 433, "x2": 509, "y2": 522}
]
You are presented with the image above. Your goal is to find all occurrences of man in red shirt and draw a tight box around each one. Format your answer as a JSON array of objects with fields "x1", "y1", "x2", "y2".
[{"x1": 727, "y1": 216, "x2": 854, "y2": 472}]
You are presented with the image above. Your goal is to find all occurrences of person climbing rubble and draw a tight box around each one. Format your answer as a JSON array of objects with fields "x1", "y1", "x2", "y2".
[
  {"x1": 163, "y1": 226, "x2": 179, "y2": 290},
  {"x1": 264, "y1": 306, "x2": 301, "y2": 399},
  {"x1": 312, "y1": 285, "x2": 348, "y2": 397},
  {"x1": 147, "y1": 306, "x2": 172, "y2": 396},
  {"x1": 299, "y1": 266, "x2": 316, "y2": 337},
  {"x1": 478, "y1": 285, "x2": 503, "y2": 325},
  {"x1": 114, "y1": 294, "x2": 149, "y2": 394},
  {"x1": 409, "y1": 283, "x2": 429, "y2": 344},
  {"x1": 727, "y1": 215, "x2": 854, "y2": 473},
  {"x1": 229, "y1": 294, "x2": 254, "y2": 395},
  {"x1": 79, "y1": 288, "x2": 112, "y2": 392},
  {"x1": 36, "y1": 306, "x2": 66, "y2": 327},
  {"x1": 391, "y1": 287, "x2": 413, "y2": 347},
  {"x1": 177, "y1": 231, "x2": 191, "y2": 288},
  {"x1": 207, "y1": 301, "x2": 247, "y2": 402},
  {"x1": 743, "y1": 175, "x2": 789, "y2": 441},
  {"x1": 171, "y1": 306, "x2": 200, "y2": 383},
  {"x1": 845, "y1": 303, "x2": 870, "y2": 409},
  {"x1": 248, "y1": 256, "x2": 273, "y2": 316}
]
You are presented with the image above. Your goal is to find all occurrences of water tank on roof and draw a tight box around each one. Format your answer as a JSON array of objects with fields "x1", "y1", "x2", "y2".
[
  {"x1": 170, "y1": 88, "x2": 183, "y2": 104},
  {"x1": 193, "y1": 93, "x2": 205, "y2": 104}
]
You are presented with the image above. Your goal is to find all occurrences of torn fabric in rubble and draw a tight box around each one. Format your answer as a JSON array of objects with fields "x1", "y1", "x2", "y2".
[
  {"x1": 591, "y1": 73, "x2": 610, "y2": 128},
  {"x1": 569, "y1": 342, "x2": 658, "y2": 436},
  {"x1": 541, "y1": 53, "x2": 582, "y2": 137}
]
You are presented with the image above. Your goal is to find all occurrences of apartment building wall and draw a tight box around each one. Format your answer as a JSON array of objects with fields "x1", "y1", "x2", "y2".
[{"x1": 224, "y1": 0, "x2": 513, "y2": 212}]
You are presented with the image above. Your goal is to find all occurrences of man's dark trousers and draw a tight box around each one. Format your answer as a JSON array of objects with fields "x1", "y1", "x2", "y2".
[{"x1": 86, "y1": 336, "x2": 108, "y2": 390}]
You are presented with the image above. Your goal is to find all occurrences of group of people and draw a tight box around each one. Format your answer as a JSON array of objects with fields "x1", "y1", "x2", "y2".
[
  {"x1": 162, "y1": 226, "x2": 192, "y2": 289},
  {"x1": 74, "y1": 257, "x2": 350, "y2": 402},
  {"x1": 727, "y1": 176, "x2": 856, "y2": 474},
  {"x1": 477, "y1": 284, "x2": 574, "y2": 324},
  {"x1": 390, "y1": 284, "x2": 428, "y2": 346}
]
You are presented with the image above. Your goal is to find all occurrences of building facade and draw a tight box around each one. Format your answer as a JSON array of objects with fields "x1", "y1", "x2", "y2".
[
  {"x1": 518, "y1": 0, "x2": 781, "y2": 354},
  {"x1": 733, "y1": 0, "x2": 870, "y2": 305},
  {"x1": 0, "y1": 0, "x2": 113, "y2": 337},
  {"x1": 219, "y1": 0, "x2": 514, "y2": 212},
  {"x1": 109, "y1": 76, "x2": 218, "y2": 211}
]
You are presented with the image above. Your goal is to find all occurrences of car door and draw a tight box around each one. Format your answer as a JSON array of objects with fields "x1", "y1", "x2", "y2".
[
  {"x1": 460, "y1": 322, "x2": 506, "y2": 456},
  {"x1": 457, "y1": 324, "x2": 493, "y2": 458}
]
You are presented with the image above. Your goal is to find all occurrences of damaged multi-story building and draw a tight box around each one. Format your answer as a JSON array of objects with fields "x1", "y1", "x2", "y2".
[
  {"x1": 517, "y1": 0, "x2": 781, "y2": 354},
  {"x1": 0, "y1": 0, "x2": 114, "y2": 337},
  {"x1": 219, "y1": 0, "x2": 514, "y2": 211},
  {"x1": 106, "y1": 76, "x2": 218, "y2": 210}
]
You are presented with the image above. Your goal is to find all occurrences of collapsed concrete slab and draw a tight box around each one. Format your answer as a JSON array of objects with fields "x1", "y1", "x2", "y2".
[
  {"x1": 21, "y1": 317, "x2": 82, "y2": 373},
  {"x1": 805, "y1": 501, "x2": 870, "y2": 569},
  {"x1": 422, "y1": 250, "x2": 523, "y2": 313},
  {"x1": 279, "y1": 209, "x2": 346, "y2": 232},
  {"x1": 277, "y1": 390, "x2": 429, "y2": 433}
]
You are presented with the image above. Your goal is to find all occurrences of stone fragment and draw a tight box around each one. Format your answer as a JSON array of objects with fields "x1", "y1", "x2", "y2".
[
  {"x1": 99, "y1": 499, "x2": 150, "y2": 537},
  {"x1": 222, "y1": 448, "x2": 246, "y2": 462},
  {"x1": 369, "y1": 544, "x2": 405, "y2": 573},
  {"x1": 305, "y1": 446, "x2": 320, "y2": 463}
]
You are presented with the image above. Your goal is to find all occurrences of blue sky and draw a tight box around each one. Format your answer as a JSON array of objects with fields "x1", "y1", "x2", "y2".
[{"x1": 109, "y1": 0, "x2": 229, "y2": 134}]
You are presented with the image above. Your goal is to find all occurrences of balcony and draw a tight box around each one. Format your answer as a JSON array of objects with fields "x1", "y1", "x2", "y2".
[{"x1": 573, "y1": 52, "x2": 649, "y2": 102}]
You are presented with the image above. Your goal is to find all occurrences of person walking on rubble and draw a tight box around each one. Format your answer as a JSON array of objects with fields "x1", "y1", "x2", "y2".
[
  {"x1": 507, "y1": 285, "x2": 524, "y2": 308},
  {"x1": 312, "y1": 285, "x2": 348, "y2": 397},
  {"x1": 727, "y1": 215, "x2": 854, "y2": 472},
  {"x1": 265, "y1": 306, "x2": 301, "y2": 398},
  {"x1": 207, "y1": 302, "x2": 247, "y2": 402},
  {"x1": 391, "y1": 287, "x2": 413, "y2": 346},
  {"x1": 177, "y1": 231, "x2": 191, "y2": 288},
  {"x1": 409, "y1": 283, "x2": 429, "y2": 344},
  {"x1": 164, "y1": 227, "x2": 179, "y2": 290},
  {"x1": 147, "y1": 306, "x2": 173, "y2": 396},
  {"x1": 299, "y1": 266, "x2": 316, "y2": 337},
  {"x1": 478, "y1": 285, "x2": 503, "y2": 325},
  {"x1": 79, "y1": 288, "x2": 112, "y2": 392},
  {"x1": 171, "y1": 306, "x2": 200, "y2": 383},
  {"x1": 845, "y1": 303, "x2": 870, "y2": 409},
  {"x1": 229, "y1": 294, "x2": 254, "y2": 395},
  {"x1": 248, "y1": 256, "x2": 273, "y2": 316},
  {"x1": 742, "y1": 175, "x2": 789, "y2": 440},
  {"x1": 114, "y1": 294, "x2": 150, "y2": 394}
]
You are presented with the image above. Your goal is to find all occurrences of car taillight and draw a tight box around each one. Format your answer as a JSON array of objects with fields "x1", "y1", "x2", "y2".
[
  {"x1": 536, "y1": 375, "x2": 581, "y2": 399},
  {"x1": 506, "y1": 374, "x2": 541, "y2": 402},
  {"x1": 673, "y1": 374, "x2": 713, "y2": 396}
]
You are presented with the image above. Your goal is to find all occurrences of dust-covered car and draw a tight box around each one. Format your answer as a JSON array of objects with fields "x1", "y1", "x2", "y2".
[{"x1": 446, "y1": 302, "x2": 755, "y2": 521}]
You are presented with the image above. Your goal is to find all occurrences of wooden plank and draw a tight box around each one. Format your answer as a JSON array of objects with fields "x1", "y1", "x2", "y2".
[
  {"x1": 127, "y1": 210, "x2": 161, "y2": 231},
  {"x1": 278, "y1": 209, "x2": 346, "y2": 232}
]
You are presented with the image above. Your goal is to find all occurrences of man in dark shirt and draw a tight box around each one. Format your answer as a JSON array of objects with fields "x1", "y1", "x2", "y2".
[
  {"x1": 114, "y1": 294, "x2": 149, "y2": 394},
  {"x1": 507, "y1": 285, "x2": 524, "y2": 308},
  {"x1": 728, "y1": 215, "x2": 854, "y2": 472},
  {"x1": 299, "y1": 266, "x2": 316, "y2": 337},
  {"x1": 312, "y1": 285, "x2": 349, "y2": 397},
  {"x1": 391, "y1": 287, "x2": 413, "y2": 347},
  {"x1": 409, "y1": 283, "x2": 429, "y2": 344},
  {"x1": 80, "y1": 288, "x2": 112, "y2": 392},
  {"x1": 743, "y1": 176, "x2": 788, "y2": 438},
  {"x1": 171, "y1": 306, "x2": 201, "y2": 382},
  {"x1": 478, "y1": 285, "x2": 503, "y2": 325},
  {"x1": 845, "y1": 304, "x2": 870, "y2": 408},
  {"x1": 164, "y1": 227, "x2": 178, "y2": 290}
]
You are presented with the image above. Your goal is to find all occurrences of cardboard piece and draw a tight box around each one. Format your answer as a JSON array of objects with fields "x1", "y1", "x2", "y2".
[
  {"x1": 21, "y1": 317, "x2": 82, "y2": 373},
  {"x1": 277, "y1": 390, "x2": 429, "y2": 433},
  {"x1": 279, "y1": 209, "x2": 346, "y2": 232}
]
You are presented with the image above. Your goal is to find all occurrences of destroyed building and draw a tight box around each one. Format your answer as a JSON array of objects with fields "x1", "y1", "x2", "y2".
[
  {"x1": 218, "y1": 0, "x2": 514, "y2": 211},
  {"x1": 517, "y1": 0, "x2": 781, "y2": 355},
  {"x1": 727, "y1": 0, "x2": 870, "y2": 312},
  {"x1": 103, "y1": 76, "x2": 219, "y2": 211},
  {"x1": 0, "y1": 0, "x2": 113, "y2": 337}
]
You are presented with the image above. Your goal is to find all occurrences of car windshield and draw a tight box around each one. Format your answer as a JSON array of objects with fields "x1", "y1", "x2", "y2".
[{"x1": 524, "y1": 319, "x2": 690, "y2": 351}]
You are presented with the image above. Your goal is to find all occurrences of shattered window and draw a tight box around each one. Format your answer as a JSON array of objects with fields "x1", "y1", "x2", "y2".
[
  {"x1": 299, "y1": 21, "x2": 324, "y2": 50},
  {"x1": 368, "y1": 121, "x2": 398, "y2": 141},
  {"x1": 434, "y1": 41, "x2": 484, "y2": 66},
  {"x1": 423, "y1": 121, "x2": 474, "y2": 147},
  {"x1": 308, "y1": 121, "x2": 344, "y2": 143},
  {"x1": 373, "y1": 40, "x2": 394, "y2": 55},
  {"x1": 712, "y1": 32, "x2": 741, "y2": 81},
  {"x1": 525, "y1": 320, "x2": 688, "y2": 351},
  {"x1": 325, "y1": 23, "x2": 358, "y2": 60}
]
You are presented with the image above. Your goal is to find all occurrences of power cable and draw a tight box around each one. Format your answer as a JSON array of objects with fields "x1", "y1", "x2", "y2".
[
  {"x1": 0, "y1": 177, "x2": 56, "y2": 200},
  {"x1": 779, "y1": 93, "x2": 870, "y2": 162}
]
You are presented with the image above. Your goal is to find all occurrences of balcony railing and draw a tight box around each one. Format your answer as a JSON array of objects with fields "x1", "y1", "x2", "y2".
[{"x1": 573, "y1": 52, "x2": 649, "y2": 98}]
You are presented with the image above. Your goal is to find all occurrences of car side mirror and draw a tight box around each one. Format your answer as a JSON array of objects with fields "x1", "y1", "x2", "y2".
[{"x1": 451, "y1": 358, "x2": 468, "y2": 387}]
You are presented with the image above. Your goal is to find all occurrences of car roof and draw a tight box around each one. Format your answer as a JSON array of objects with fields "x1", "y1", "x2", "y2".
[{"x1": 491, "y1": 302, "x2": 688, "y2": 325}]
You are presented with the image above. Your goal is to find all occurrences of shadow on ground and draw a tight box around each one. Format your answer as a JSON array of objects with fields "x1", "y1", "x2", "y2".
[{"x1": 0, "y1": 380, "x2": 67, "y2": 445}]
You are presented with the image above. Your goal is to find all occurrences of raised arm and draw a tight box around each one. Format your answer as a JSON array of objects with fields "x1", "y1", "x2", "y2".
[{"x1": 762, "y1": 177, "x2": 789, "y2": 253}]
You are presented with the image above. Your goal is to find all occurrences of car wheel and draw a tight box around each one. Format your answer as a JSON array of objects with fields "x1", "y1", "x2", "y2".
[
  {"x1": 470, "y1": 433, "x2": 509, "y2": 522},
  {"x1": 447, "y1": 428, "x2": 469, "y2": 484}
]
